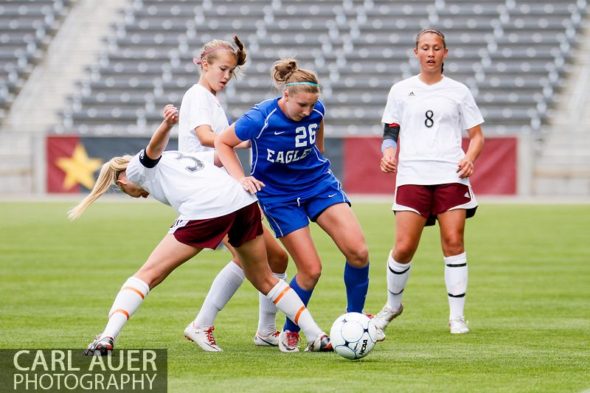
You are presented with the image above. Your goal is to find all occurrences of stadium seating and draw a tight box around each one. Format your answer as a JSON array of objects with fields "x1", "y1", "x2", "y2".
[
  {"x1": 0, "y1": 0, "x2": 71, "y2": 123},
  {"x1": 3, "y1": 0, "x2": 587, "y2": 136}
]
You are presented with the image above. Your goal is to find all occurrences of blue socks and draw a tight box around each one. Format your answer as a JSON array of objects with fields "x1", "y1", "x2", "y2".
[
  {"x1": 344, "y1": 261, "x2": 369, "y2": 313},
  {"x1": 283, "y1": 262, "x2": 369, "y2": 332}
]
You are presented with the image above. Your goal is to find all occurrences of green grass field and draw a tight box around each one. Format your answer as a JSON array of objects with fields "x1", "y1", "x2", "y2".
[{"x1": 0, "y1": 200, "x2": 589, "y2": 393}]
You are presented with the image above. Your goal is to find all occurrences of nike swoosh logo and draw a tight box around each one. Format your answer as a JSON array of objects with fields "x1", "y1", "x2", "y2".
[
  {"x1": 274, "y1": 131, "x2": 286, "y2": 135},
  {"x1": 328, "y1": 193, "x2": 337, "y2": 198}
]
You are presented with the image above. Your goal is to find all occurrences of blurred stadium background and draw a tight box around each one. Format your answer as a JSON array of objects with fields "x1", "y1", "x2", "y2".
[{"x1": 0, "y1": 0, "x2": 588, "y2": 197}]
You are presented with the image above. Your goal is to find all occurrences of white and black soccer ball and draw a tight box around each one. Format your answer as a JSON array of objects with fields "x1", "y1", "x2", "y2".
[{"x1": 330, "y1": 312, "x2": 378, "y2": 360}]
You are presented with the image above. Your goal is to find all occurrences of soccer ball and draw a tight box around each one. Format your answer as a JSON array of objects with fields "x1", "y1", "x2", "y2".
[{"x1": 329, "y1": 312, "x2": 378, "y2": 360}]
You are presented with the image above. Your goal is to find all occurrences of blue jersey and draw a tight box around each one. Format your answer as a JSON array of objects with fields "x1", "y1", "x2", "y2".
[{"x1": 234, "y1": 98, "x2": 334, "y2": 204}]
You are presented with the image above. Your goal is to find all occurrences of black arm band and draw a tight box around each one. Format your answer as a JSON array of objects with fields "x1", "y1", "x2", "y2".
[
  {"x1": 383, "y1": 123, "x2": 400, "y2": 142},
  {"x1": 139, "y1": 149, "x2": 161, "y2": 168}
]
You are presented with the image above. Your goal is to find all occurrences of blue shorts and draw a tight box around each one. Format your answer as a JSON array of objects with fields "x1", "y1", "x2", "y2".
[{"x1": 260, "y1": 181, "x2": 350, "y2": 238}]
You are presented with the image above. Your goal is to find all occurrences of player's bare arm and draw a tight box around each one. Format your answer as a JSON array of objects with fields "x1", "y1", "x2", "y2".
[
  {"x1": 216, "y1": 124, "x2": 265, "y2": 193},
  {"x1": 457, "y1": 124, "x2": 484, "y2": 178},
  {"x1": 146, "y1": 104, "x2": 179, "y2": 160}
]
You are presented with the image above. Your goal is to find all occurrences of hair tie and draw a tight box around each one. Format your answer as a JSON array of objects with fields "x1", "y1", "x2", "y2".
[{"x1": 285, "y1": 81, "x2": 319, "y2": 87}]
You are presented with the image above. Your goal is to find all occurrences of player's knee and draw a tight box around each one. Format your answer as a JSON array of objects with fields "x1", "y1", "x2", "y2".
[
  {"x1": 393, "y1": 241, "x2": 417, "y2": 262},
  {"x1": 268, "y1": 248, "x2": 289, "y2": 273},
  {"x1": 345, "y1": 245, "x2": 369, "y2": 267},
  {"x1": 248, "y1": 274, "x2": 276, "y2": 295},
  {"x1": 392, "y1": 237, "x2": 418, "y2": 263},
  {"x1": 299, "y1": 267, "x2": 322, "y2": 287},
  {"x1": 441, "y1": 235, "x2": 464, "y2": 256}
]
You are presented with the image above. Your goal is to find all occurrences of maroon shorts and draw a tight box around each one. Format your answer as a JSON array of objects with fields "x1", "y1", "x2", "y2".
[
  {"x1": 394, "y1": 183, "x2": 477, "y2": 226},
  {"x1": 170, "y1": 202, "x2": 263, "y2": 249}
]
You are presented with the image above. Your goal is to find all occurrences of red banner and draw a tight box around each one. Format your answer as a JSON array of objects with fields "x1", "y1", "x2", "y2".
[
  {"x1": 46, "y1": 136, "x2": 105, "y2": 193},
  {"x1": 47, "y1": 136, "x2": 80, "y2": 193},
  {"x1": 343, "y1": 136, "x2": 517, "y2": 195},
  {"x1": 46, "y1": 135, "x2": 517, "y2": 195},
  {"x1": 463, "y1": 137, "x2": 516, "y2": 195},
  {"x1": 343, "y1": 137, "x2": 397, "y2": 194}
]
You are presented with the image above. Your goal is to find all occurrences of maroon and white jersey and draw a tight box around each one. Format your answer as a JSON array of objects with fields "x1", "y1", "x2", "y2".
[
  {"x1": 126, "y1": 150, "x2": 256, "y2": 220},
  {"x1": 382, "y1": 75, "x2": 484, "y2": 186},
  {"x1": 178, "y1": 84, "x2": 229, "y2": 153}
]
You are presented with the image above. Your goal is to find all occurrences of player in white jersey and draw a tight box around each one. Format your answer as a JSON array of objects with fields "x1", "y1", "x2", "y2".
[
  {"x1": 69, "y1": 105, "x2": 332, "y2": 355},
  {"x1": 178, "y1": 84, "x2": 229, "y2": 153},
  {"x1": 372, "y1": 29, "x2": 485, "y2": 338},
  {"x1": 178, "y1": 36, "x2": 288, "y2": 351}
]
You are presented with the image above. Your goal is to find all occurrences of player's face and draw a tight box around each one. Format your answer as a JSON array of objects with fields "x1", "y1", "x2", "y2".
[
  {"x1": 116, "y1": 172, "x2": 149, "y2": 198},
  {"x1": 202, "y1": 51, "x2": 238, "y2": 93},
  {"x1": 414, "y1": 33, "x2": 448, "y2": 75},
  {"x1": 282, "y1": 91, "x2": 319, "y2": 121}
]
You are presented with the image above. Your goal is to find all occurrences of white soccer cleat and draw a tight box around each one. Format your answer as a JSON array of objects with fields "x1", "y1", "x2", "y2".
[
  {"x1": 253, "y1": 330, "x2": 280, "y2": 346},
  {"x1": 278, "y1": 330, "x2": 300, "y2": 353},
  {"x1": 449, "y1": 317, "x2": 469, "y2": 334},
  {"x1": 84, "y1": 335, "x2": 114, "y2": 356},
  {"x1": 304, "y1": 333, "x2": 333, "y2": 352},
  {"x1": 184, "y1": 324, "x2": 222, "y2": 352},
  {"x1": 371, "y1": 303, "x2": 404, "y2": 342}
]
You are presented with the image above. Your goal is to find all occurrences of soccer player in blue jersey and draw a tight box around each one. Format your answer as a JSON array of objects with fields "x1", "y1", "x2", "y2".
[{"x1": 215, "y1": 58, "x2": 370, "y2": 353}]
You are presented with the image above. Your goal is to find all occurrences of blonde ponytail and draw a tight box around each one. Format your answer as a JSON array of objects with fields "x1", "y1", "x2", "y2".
[{"x1": 67, "y1": 155, "x2": 132, "y2": 220}]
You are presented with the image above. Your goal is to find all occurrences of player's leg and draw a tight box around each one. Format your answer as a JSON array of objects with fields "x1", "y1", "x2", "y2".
[
  {"x1": 438, "y1": 208, "x2": 469, "y2": 334},
  {"x1": 258, "y1": 202, "x2": 318, "y2": 352},
  {"x1": 276, "y1": 227, "x2": 322, "y2": 352},
  {"x1": 187, "y1": 237, "x2": 244, "y2": 351},
  {"x1": 372, "y1": 185, "x2": 431, "y2": 340},
  {"x1": 434, "y1": 183, "x2": 477, "y2": 334},
  {"x1": 264, "y1": 222, "x2": 289, "y2": 275},
  {"x1": 389, "y1": 210, "x2": 428, "y2": 307},
  {"x1": 229, "y1": 203, "x2": 331, "y2": 352},
  {"x1": 86, "y1": 235, "x2": 200, "y2": 355},
  {"x1": 372, "y1": 210, "x2": 427, "y2": 340},
  {"x1": 170, "y1": 215, "x2": 242, "y2": 351},
  {"x1": 254, "y1": 224, "x2": 288, "y2": 346},
  {"x1": 314, "y1": 202, "x2": 370, "y2": 313},
  {"x1": 189, "y1": 216, "x2": 289, "y2": 348},
  {"x1": 235, "y1": 234, "x2": 331, "y2": 353}
]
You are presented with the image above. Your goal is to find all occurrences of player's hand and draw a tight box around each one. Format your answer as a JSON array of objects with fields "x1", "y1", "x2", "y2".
[
  {"x1": 163, "y1": 104, "x2": 179, "y2": 125},
  {"x1": 457, "y1": 158, "x2": 474, "y2": 178},
  {"x1": 239, "y1": 176, "x2": 265, "y2": 194},
  {"x1": 380, "y1": 149, "x2": 397, "y2": 173}
]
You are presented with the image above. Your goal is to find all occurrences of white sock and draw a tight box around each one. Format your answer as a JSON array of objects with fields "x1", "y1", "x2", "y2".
[
  {"x1": 257, "y1": 272, "x2": 286, "y2": 336},
  {"x1": 266, "y1": 279, "x2": 322, "y2": 343},
  {"x1": 386, "y1": 252, "x2": 411, "y2": 311},
  {"x1": 102, "y1": 276, "x2": 150, "y2": 340},
  {"x1": 444, "y1": 252, "x2": 468, "y2": 320},
  {"x1": 193, "y1": 261, "x2": 244, "y2": 328}
]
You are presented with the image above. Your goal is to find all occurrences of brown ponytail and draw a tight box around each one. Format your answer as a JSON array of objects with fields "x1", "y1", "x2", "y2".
[
  {"x1": 193, "y1": 35, "x2": 247, "y2": 73},
  {"x1": 271, "y1": 58, "x2": 320, "y2": 94}
]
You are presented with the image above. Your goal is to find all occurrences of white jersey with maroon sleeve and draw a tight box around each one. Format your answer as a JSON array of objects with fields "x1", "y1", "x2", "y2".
[
  {"x1": 178, "y1": 84, "x2": 230, "y2": 153},
  {"x1": 381, "y1": 75, "x2": 484, "y2": 186},
  {"x1": 125, "y1": 150, "x2": 256, "y2": 220}
]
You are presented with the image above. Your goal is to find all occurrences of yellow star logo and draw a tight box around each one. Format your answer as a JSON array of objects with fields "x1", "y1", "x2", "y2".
[{"x1": 56, "y1": 143, "x2": 103, "y2": 190}]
